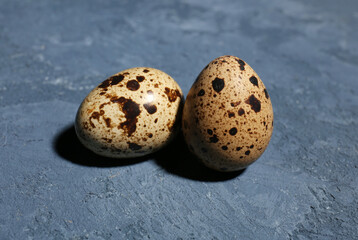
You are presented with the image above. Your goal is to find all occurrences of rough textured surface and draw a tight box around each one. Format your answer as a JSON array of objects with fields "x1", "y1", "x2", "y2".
[{"x1": 0, "y1": 0, "x2": 357, "y2": 239}]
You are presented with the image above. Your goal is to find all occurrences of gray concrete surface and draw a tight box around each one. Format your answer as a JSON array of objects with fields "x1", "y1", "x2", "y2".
[{"x1": 0, "y1": 0, "x2": 357, "y2": 239}]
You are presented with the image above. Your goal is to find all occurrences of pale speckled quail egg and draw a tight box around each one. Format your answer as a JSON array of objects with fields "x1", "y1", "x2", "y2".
[
  {"x1": 75, "y1": 67, "x2": 183, "y2": 158},
  {"x1": 182, "y1": 55, "x2": 274, "y2": 172}
]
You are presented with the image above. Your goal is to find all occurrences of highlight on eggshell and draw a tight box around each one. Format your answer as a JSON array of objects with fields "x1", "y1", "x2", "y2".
[
  {"x1": 182, "y1": 55, "x2": 274, "y2": 172},
  {"x1": 75, "y1": 67, "x2": 183, "y2": 158}
]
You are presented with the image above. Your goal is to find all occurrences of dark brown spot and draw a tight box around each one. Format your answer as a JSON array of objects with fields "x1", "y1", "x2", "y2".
[
  {"x1": 98, "y1": 79, "x2": 111, "y2": 88},
  {"x1": 110, "y1": 96, "x2": 122, "y2": 103},
  {"x1": 207, "y1": 129, "x2": 213, "y2": 135},
  {"x1": 209, "y1": 135, "x2": 219, "y2": 143},
  {"x1": 99, "y1": 92, "x2": 106, "y2": 95},
  {"x1": 238, "y1": 108, "x2": 245, "y2": 116},
  {"x1": 164, "y1": 87, "x2": 181, "y2": 102},
  {"x1": 212, "y1": 78, "x2": 225, "y2": 93},
  {"x1": 236, "y1": 59, "x2": 246, "y2": 70},
  {"x1": 136, "y1": 76, "x2": 145, "y2": 82},
  {"x1": 228, "y1": 111, "x2": 235, "y2": 118},
  {"x1": 110, "y1": 75, "x2": 124, "y2": 85},
  {"x1": 264, "y1": 89, "x2": 270, "y2": 99},
  {"x1": 236, "y1": 147, "x2": 242, "y2": 151},
  {"x1": 154, "y1": 118, "x2": 158, "y2": 123},
  {"x1": 245, "y1": 150, "x2": 250, "y2": 155},
  {"x1": 89, "y1": 111, "x2": 102, "y2": 128},
  {"x1": 143, "y1": 103, "x2": 157, "y2": 114},
  {"x1": 249, "y1": 76, "x2": 258, "y2": 87},
  {"x1": 154, "y1": 83, "x2": 159, "y2": 88},
  {"x1": 245, "y1": 95, "x2": 261, "y2": 113},
  {"x1": 127, "y1": 80, "x2": 140, "y2": 91},
  {"x1": 231, "y1": 101, "x2": 241, "y2": 107},
  {"x1": 111, "y1": 97, "x2": 140, "y2": 137},
  {"x1": 148, "y1": 133, "x2": 153, "y2": 138},
  {"x1": 127, "y1": 142, "x2": 142, "y2": 151},
  {"x1": 229, "y1": 127, "x2": 237, "y2": 136},
  {"x1": 104, "y1": 118, "x2": 111, "y2": 128},
  {"x1": 101, "y1": 102, "x2": 114, "y2": 110},
  {"x1": 250, "y1": 144, "x2": 254, "y2": 149},
  {"x1": 221, "y1": 146, "x2": 228, "y2": 150},
  {"x1": 198, "y1": 89, "x2": 205, "y2": 96},
  {"x1": 143, "y1": 69, "x2": 150, "y2": 73}
]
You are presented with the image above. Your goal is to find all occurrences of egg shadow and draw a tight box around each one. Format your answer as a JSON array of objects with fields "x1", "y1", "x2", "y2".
[
  {"x1": 54, "y1": 124, "x2": 245, "y2": 181},
  {"x1": 53, "y1": 125, "x2": 150, "y2": 167},
  {"x1": 152, "y1": 132, "x2": 245, "y2": 182}
]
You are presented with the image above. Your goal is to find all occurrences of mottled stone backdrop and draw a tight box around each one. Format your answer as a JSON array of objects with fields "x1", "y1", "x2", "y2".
[{"x1": 0, "y1": 0, "x2": 357, "y2": 239}]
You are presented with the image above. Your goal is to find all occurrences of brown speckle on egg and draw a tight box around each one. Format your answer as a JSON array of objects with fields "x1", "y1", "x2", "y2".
[
  {"x1": 264, "y1": 88, "x2": 270, "y2": 99},
  {"x1": 249, "y1": 76, "x2": 259, "y2": 87},
  {"x1": 209, "y1": 134, "x2": 219, "y2": 143},
  {"x1": 143, "y1": 103, "x2": 157, "y2": 114},
  {"x1": 238, "y1": 108, "x2": 245, "y2": 116},
  {"x1": 164, "y1": 87, "x2": 181, "y2": 102},
  {"x1": 136, "y1": 76, "x2": 145, "y2": 82},
  {"x1": 126, "y1": 80, "x2": 140, "y2": 91},
  {"x1": 227, "y1": 111, "x2": 235, "y2": 118},
  {"x1": 245, "y1": 94, "x2": 261, "y2": 113},
  {"x1": 231, "y1": 101, "x2": 241, "y2": 107},
  {"x1": 229, "y1": 127, "x2": 237, "y2": 136},
  {"x1": 113, "y1": 97, "x2": 140, "y2": 137},
  {"x1": 127, "y1": 142, "x2": 142, "y2": 151},
  {"x1": 110, "y1": 75, "x2": 125, "y2": 85},
  {"x1": 212, "y1": 78, "x2": 225, "y2": 93},
  {"x1": 198, "y1": 89, "x2": 205, "y2": 96},
  {"x1": 236, "y1": 59, "x2": 246, "y2": 70}
]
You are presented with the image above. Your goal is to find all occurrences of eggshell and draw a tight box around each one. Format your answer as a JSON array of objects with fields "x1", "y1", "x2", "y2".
[
  {"x1": 75, "y1": 67, "x2": 183, "y2": 158},
  {"x1": 182, "y1": 55, "x2": 273, "y2": 172}
]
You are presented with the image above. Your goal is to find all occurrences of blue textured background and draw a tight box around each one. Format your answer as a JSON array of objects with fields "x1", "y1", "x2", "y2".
[{"x1": 1, "y1": 0, "x2": 358, "y2": 239}]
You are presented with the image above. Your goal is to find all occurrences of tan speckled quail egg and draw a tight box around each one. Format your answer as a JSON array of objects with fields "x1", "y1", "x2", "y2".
[
  {"x1": 75, "y1": 67, "x2": 183, "y2": 158},
  {"x1": 182, "y1": 55, "x2": 273, "y2": 172}
]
